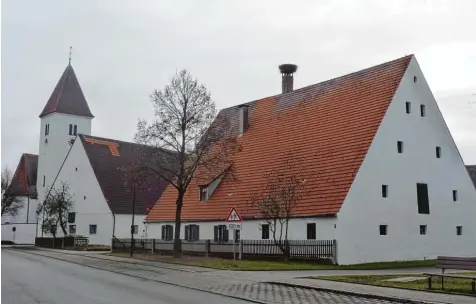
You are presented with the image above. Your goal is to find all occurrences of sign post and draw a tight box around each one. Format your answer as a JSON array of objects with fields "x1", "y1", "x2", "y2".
[{"x1": 225, "y1": 207, "x2": 243, "y2": 260}]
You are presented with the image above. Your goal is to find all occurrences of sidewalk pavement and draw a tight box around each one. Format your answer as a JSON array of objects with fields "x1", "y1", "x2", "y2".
[{"x1": 269, "y1": 278, "x2": 476, "y2": 304}]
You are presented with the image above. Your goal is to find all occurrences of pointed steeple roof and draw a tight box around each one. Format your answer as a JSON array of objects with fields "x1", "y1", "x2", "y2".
[{"x1": 39, "y1": 63, "x2": 94, "y2": 118}]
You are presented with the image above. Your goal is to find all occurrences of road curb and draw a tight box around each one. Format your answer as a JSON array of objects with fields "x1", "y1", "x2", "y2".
[
  {"x1": 8, "y1": 248, "x2": 266, "y2": 304},
  {"x1": 34, "y1": 247, "x2": 201, "y2": 273},
  {"x1": 267, "y1": 281, "x2": 439, "y2": 304}
]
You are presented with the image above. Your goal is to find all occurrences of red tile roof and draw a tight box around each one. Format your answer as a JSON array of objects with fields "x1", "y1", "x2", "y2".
[
  {"x1": 8, "y1": 154, "x2": 38, "y2": 197},
  {"x1": 80, "y1": 135, "x2": 176, "y2": 215},
  {"x1": 146, "y1": 55, "x2": 412, "y2": 222},
  {"x1": 39, "y1": 64, "x2": 94, "y2": 118}
]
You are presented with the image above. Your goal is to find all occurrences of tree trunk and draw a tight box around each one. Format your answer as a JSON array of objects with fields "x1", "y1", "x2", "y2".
[
  {"x1": 59, "y1": 217, "x2": 67, "y2": 236},
  {"x1": 173, "y1": 192, "x2": 184, "y2": 256}
]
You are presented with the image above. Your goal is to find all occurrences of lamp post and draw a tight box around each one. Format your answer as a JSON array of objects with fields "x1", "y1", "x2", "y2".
[{"x1": 130, "y1": 185, "x2": 136, "y2": 257}]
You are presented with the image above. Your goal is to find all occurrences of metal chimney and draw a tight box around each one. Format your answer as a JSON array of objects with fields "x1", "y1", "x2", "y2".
[{"x1": 279, "y1": 64, "x2": 298, "y2": 94}]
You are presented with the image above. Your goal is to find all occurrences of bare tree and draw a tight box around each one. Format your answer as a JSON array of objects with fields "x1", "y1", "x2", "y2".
[
  {"x1": 37, "y1": 182, "x2": 75, "y2": 237},
  {"x1": 134, "y1": 69, "x2": 238, "y2": 255},
  {"x1": 1, "y1": 167, "x2": 24, "y2": 217},
  {"x1": 249, "y1": 153, "x2": 314, "y2": 260}
]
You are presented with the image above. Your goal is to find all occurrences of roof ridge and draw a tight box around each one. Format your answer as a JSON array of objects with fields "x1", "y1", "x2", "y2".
[
  {"x1": 79, "y1": 134, "x2": 176, "y2": 154},
  {"x1": 226, "y1": 54, "x2": 413, "y2": 110}
]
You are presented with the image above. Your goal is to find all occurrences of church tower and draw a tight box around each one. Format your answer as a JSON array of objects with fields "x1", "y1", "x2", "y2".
[{"x1": 36, "y1": 61, "x2": 94, "y2": 207}]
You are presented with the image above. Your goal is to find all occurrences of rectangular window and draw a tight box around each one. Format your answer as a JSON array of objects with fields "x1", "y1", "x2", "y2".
[
  {"x1": 379, "y1": 225, "x2": 388, "y2": 235},
  {"x1": 45, "y1": 124, "x2": 49, "y2": 135},
  {"x1": 199, "y1": 186, "x2": 208, "y2": 201},
  {"x1": 382, "y1": 185, "x2": 388, "y2": 198},
  {"x1": 307, "y1": 223, "x2": 316, "y2": 240},
  {"x1": 69, "y1": 124, "x2": 73, "y2": 135},
  {"x1": 185, "y1": 224, "x2": 199, "y2": 241},
  {"x1": 261, "y1": 224, "x2": 270, "y2": 239},
  {"x1": 405, "y1": 102, "x2": 411, "y2": 114},
  {"x1": 420, "y1": 104, "x2": 426, "y2": 117},
  {"x1": 69, "y1": 225, "x2": 76, "y2": 234},
  {"x1": 161, "y1": 225, "x2": 174, "y2": 241},
  {"x1": 420, "y1": 225, "x2": 427, "y2": 235},
  {"x1": 456, "y1": 226, "x2": 463, "y2": 236},
  {"x1": 234, "y1": 230, "x2": 240, "y2": 243},
  {"x1": 436, "y1": 146, "x2": 441, "y2": 158},
  {"x1": 43, "y1": 175, "x2": 46, "y2": 187},
  {"x1": 89, "y1": 224, "x2": 97, "y2": 234},
  {"x1": 452, "y1": 190, "x2": 458, "y2": 202},
  {"x1": 397, "y1": 141, "x2": 404, "y2": 153},
  {"x1": 73, "y1": 125, "x2": 77, "y2": 136},
  {"x1": 132, "y1": 225, "x2": 138, "y2": 235},
  {"x1": 67, "y1": 212, "x2": 76, "y2": 223},
  {"x1": 213, "y1": 225, "x2": 228, "y2": 242},
  {"x1": 417, "y1": 183, "x2": 430, "y2": 214}
]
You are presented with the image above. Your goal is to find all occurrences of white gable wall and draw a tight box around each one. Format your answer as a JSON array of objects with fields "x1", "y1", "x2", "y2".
[
  {"x1": 336, "y1": 57, "x2": 476, "y2": 265},
  {"x1": 41, "y1": 137, "x2": 114, "y2": 245}
]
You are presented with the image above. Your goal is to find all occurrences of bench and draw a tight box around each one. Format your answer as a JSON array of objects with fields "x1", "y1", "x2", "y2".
[{"x1": 423, "y1": 256, "x2": 476, "y2": 293}]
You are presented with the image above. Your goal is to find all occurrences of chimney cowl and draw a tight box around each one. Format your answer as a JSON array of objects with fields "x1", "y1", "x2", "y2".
[{"x1": 279, "y1": 64, "x2": 298, "y2": 75}]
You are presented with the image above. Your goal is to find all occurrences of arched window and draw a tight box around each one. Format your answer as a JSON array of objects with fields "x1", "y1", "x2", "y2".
[
  {"x1": 69, "y1": 124, "x2": 73, "y2": 135},
  {"x1": 45, "y1": 124, "x2": 50, "y2": 135},
  {"x1": 73, "y1": 125, "x2": 77, "y2": 135}
]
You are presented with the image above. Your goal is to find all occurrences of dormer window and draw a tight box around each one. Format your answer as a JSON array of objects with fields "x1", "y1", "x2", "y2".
[{"x1": 199, "y1": 186, "x2": 208, "y2": 201}]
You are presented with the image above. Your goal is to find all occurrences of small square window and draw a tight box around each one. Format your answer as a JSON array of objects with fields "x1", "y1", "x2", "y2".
[
  {"x1": 436, "y1": 146, "x2": 441, "y2": 159},
  {"x1": 419, "y1": 225, "x2": 427, "y2": 235},
  {"x1": 397, "y1": 141, "x2": 404, "y2": 153},
  {"x1": 420, "y1": 104, "x2": 426, "y2": 117},
  {"x1": 379, "y1": 225, "x2": 387, "y2": 235},
  {"x1": 405, "y1": 102, "x2": 411, "y2": 114},
  {"x1": 452, "y1": 190, "x2": 458, "y2": 202},
  {"x1": 69, "y1": 225, "x2": 76, "y2": 234},
  {"x1": 382, "y1": 185, "x2": 388, "y2": 198},
  {"x1": 456, "y1": 226, "x2": 463, "y2": 236},
  {"x1": 89, "y1": 224, "x2": 97, "y2": 234}
]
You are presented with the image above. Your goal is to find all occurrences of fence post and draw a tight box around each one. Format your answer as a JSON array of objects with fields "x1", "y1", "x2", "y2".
[
  {"x1": 332, "y1": 239, "x2": 338, "y2": 265},
  {"x1": 238, "y1": 239, "x2": 243, "y2": 260},
  {"x1": 151, "y1": 239, "x2": 155, "y2": 253},
  {"x1": 205, "y1": 239, "x2": 210, "y2": 257}
]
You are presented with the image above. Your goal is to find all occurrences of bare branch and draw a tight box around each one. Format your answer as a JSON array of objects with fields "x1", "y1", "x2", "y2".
[{"x1": 1, "y1": 167, "x2": 24, "y2": 217}]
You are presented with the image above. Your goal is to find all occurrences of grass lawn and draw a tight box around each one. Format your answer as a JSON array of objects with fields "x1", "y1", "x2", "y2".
[
  {"x1": 106, "y1": 252, "x2": 436, "y2": 271},
  {"x1": 312, "y1": 273, "x2": 476, "y2": 295}
]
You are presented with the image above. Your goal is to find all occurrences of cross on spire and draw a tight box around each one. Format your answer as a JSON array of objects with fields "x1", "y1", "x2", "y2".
[{"x1": 69, "y1": 46, "x2": 72, "y2": 65}]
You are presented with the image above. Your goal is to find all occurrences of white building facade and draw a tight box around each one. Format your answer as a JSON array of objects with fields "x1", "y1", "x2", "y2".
[{"x1": 146, "y1": 55, "x2": 476, "y2": 265}]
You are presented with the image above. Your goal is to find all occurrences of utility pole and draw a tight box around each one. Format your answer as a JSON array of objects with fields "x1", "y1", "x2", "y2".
[{"x1": 130, "y1": 185, "x2": 136, "y2": 257}]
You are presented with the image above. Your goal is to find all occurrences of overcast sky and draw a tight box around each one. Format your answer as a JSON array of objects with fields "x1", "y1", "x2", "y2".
[{"x1": 2, "y1": 0, "x2": 475, "y2": 173}]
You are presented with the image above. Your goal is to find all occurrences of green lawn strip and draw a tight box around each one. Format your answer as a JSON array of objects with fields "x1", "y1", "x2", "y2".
[
  {"x1": 105, "y1": 252, "x2": 435, "y2": 271},
  {"x1": 312, "y1": 273, "x2": 476, "y2": 295}
]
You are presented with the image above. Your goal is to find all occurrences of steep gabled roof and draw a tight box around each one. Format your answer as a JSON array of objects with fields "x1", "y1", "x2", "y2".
[
  {"x1": 467, "y1": 165, "x2": 476, "y2": 188},
  {"x1": 39, "y1": 64, "x2": 94, "y2": 118},
  {"x1": 146, "y1": 54, "x2": 412, "y2": 222},
  {"x1": 8, "y1": 153, "x2": 38, "y2": 197},
  {"x1": 79, "y1": 134, "x2": 175, "y2": 215}
]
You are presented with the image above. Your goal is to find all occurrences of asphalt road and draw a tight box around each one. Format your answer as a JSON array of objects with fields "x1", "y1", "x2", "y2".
[{"x1": 1, "y1": 249, "x2": 252, "y2": 304}]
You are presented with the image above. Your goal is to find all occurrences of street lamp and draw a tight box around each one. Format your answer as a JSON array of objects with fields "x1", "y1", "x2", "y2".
[{"x1": 130, "y1": 185, "x2": 136, "y2": 257}]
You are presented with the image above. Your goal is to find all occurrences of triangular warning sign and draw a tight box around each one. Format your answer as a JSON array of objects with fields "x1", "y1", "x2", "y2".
[{"x1": 225, "y1": 207, "x2": 243, "y2": 222}]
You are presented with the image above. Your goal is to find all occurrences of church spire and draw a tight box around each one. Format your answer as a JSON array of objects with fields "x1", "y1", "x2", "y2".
[{"x1": 39, "y1": 59, "x2": 94, "y2": 118}]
